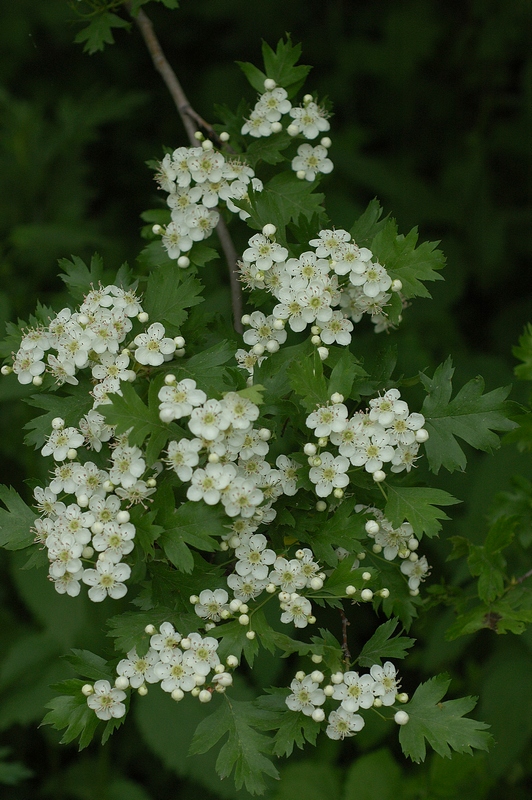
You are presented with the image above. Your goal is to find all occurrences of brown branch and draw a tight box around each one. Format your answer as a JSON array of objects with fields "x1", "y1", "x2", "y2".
[
  {"x1": 515, "y1": 567, "x2": 532, "y2": 585},
  {"x1": 127, "y1": 3, "x2": 243, "y2": 333},
  {"x1": 340, "y1": 609, "x2": 351, "y2": 664}
]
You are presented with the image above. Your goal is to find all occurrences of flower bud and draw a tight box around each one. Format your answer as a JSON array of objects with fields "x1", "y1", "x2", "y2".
[
  {"x1": 372, "y1": 470, "x2": 386, "y2": 482},
  {"x1": 174, "y1": 336, "x2": 185, "y2": 349},
  {"x1": 117, "y1": 510, "x2": 130, "y2": 524},
  {"x1": 51, "y1": 417, "x2": 65, "y2": 430},
  {"x1": 391, "y1": 279, "x2": 403, "y2": 293},
  {"x1": 241, "y1": 314, "x2": 251, "y2": 326},
  {"x1": 82, "y1": 546, "x2": 94, "y2": 559},
  {"x1": 362, "y1": 571, "x2": 371, "y2": 581},
  {"x1": 311, "y1": 334, "x2": 322, "y2": 345},
  {"x1": 311, "y1": 654, "x2": 323, "y2": 664},
  {"x1": 317, "y1": 437, "x2": 328, "y2": 448},
  {"x1": 295, "y1": 671, "x2": 306, "y2": 681},
  {"x1": 266, "y1": 339, "x2": 280, "y2": 353},
  {"x1": 312, "y1": 708, "x2": 325, "y2": 722},
  {"x1": 138, "y1": 312, "x2": 149, "y2": 324},
  {"x1": 115, "y1": 676, "x2": 129, "y2": 690},
  {"x1": 315, "y1": 500, "x2": 327, "y2": 512},
  {"x1": 32, "y1": 376, "x2": 43, "y2": 386},
  {"x1": 77, "y1": 494, "x2": 89, "y2": 508},
  {"x1": 278, "y1": 591, "x2": 290, "y2": 603},
  {"x1": 238, "y1": 614, "x2": 249, "y2": 626},
  {"x1": 323, "y1": 685, "x2": 334, "y2": 696},
  {"x1": 189, "y1": 594, "x2": 199, "y2": 605},
  {"x1": 171, "y1": 688, "x2": 184, "y2": 701},
  {"x1": 1, "y1": 365, "x2": 12, "y2": 376},
  {"x1": 258, "y1": 428, "x2": 271, "y2": 441},
  {"x1": 287, "y1": 123, "x2": 299, "y2": 136},
  {"x1": 219, "y1": 131, "x2": 230, "y2": 142},
  {"x1": 360, "y1": 589, "x2": 374, "y2": 601},
  {"x1": 330, "y1": 392, "x2": 344, "y2": 404},
  {"x1": 379, "y1": 588, "x2": 390, "y2": 599},
  {"x1": 415, "y1": 428, "x2": 429, "y2": 443},
  {"x1": 262, "y1": 223, "x2": 277, "y2": 237},
  {"x1": 408, "y1": 538, "x2": 419, "y2": 551},
  {"x1": 202, "y1": 139, "x2": 214, "y2": 151},
  {"x1": 229, "y1": 599, "x2": 241, "y2": 612},
  {"x1": 137, "y1": 685, "x2": 148, "y2": 696},
  {"x1": 273, "y1": 318, "x2": 285, "y2": 330},
  {"x1": 245, "y1": 630, "x2": 256, "y2": 640},
  {"x1": 320, "y1": 137, "x2": 332, "y2": 148},
  {"x1": 264, "y1": 78, "x2": 277, "y2": 90},
  {"x1": 372, "y1": 543, "x2": 382, "y2": 554},
  {"x1": 310, "y1": 670, "x2": 324, "y2": 683},
  {"x1": 304, "y1": 443, "x2": 317, "y2": 456},
  {"x1": 226, "y1": 655, "x2": 239, "y2": 668},
  {"x1": 152, "y1": 224, "x2": 163, "y2": 235},
  {"x1": 81, "y1": 684, "x2": 94, "y2": 696},
  {"x1": 191, "y1": 687, "x2": 200, "y2": 697},
  {"x1": 67, "y1": 449, "x2": 78, "y2": 460},
  {"x1": 345, "y1": 585, "x2": 356, "y2": 596},
  {"x1": 252, "y1": 343, "x2": 265, "y2": 356},
  {"x1": 146, "y1": 477, "x2": 157, "y2": 488},
  {"x1": 365, "y1": 520, "x2": 379, "y2": 535},
  {"x1": 177, "y1": 256, "x2": 190, "y2": 268},
  {"x1": 296, "y1": 170, "x2": 306, "y2": 180},
  {"x1": 144, "y1": 624, "x2": 156, "y2": 635},
  {"x1": 333, "y1": 488, "x2": 344, "y2": 499},
  {"x1": 239, "y1": 604, "x2": 249, "y2": 614},
  {"x1": 266, "y1": 583, "x2": 276, "y2": 593},
  {"x1": 331, "y1": 672, "x2": 344, "y2": 684},
  {"x1": 397, "y1": 692, "x2": 409, "y2": 704},
  {"x1": 394, "y1": 710, "x2": 410, "y2": 726},
  {"x1": 308, "y1": 615, "x2": 316, "y2": 624}
]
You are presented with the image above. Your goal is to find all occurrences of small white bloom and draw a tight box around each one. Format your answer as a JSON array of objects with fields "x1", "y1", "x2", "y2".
[
  {"x1": 82, "y1": 560, "x2": 131, "y2": 602},
  {"x1": 87, "y1": 680, "x2": 126, "y2": 720},
  {"x1": 286, "y1": 674, "x2": 326, "y2": 716}
]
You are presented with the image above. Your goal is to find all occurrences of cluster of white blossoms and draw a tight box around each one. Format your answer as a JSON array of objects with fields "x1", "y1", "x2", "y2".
[
  {"x1": 153, "y1": 139, "x2": 263, "y2": 263},
  {"x1": 7, "y1": 284, "x2": 184, "y2": 406},
  {"x1": 285, "y1": 661, "x2": 409, "y2": 740},
  {"x1": 83, "y1": 621, "x2": 240, "y2": 719},
  {"x1": 358, "y1": 506, "x2": 432, "y2": 597},
  {"x1": 236, "y1": 225, "x2": 404, "y2": 376},
  {"x1": 33, "y1": 415, "x2": 159, "y2": 599},
  {"x1": 5, "y1": 284, "x2": 194, "y2": 599},
  {"x1": 304, "y1": 388, "x2": 429, "y2": 486},
  {"x1": 242, "y1": 81, "x2": 330, "y2": 140}
]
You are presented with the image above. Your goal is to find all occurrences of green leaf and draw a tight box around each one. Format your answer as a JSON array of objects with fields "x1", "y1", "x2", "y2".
[
  {"x1": 100, "y1": 381, "x2": 154, "y2": 448},
  {"x1": 74, "y1": 12, "x2": 130, "y2": 55},
  {"x1": 399, "y1": 674, "x2": 492, "y2": 762},
  {"x1": 289, "y1": 347, "x2": 328, "y2": 413},
  {"x1": 158, "y1": 499, "x2": 224, "y2": 574},
  {"x1": 274, "y1": 761, "x2": 340, "y2": 800},
  {"x1": 513, "y1": 323, "x2": 532, "y2": 380},
  {"x1": 243, "y1": 172, "x2": 325, "y2": 236},
  {"x1": 327, "y1": 348, "x2": 367, "y2": 399},
  {"x1": 63, "y1": 650, "x2": 113, "y2": 682},
  {"x1": 107, "y1": 609, "x2": 194, "y2": 656},
  {"x1": 420, "y1": 358, "x2": 517, "y2": 473},
  {"x1": 357, "y1": 618, "x2": 415, "y2": 667},
  {"x1": 41, "y1": 681, "x2": 101, "y2": 749},
  {"x1": 58, "y1": 254, "x2": 104, "y2": 302},
  {"x1": 261, "y1": 37, "x2": 312, "y2": 96},
  {"x1": 236, "y1": 61, "x2": 267, "y2": 93},
  {"x1": 173, "y1": 340, "x2": 235, "y2": 396},
  {"x1": 371, "y1": 220, "x2": 445, "y2": 299},
  {"x1": 350, "y1": 198, "x2": 389, "y2": 248},
  {"x1": 189, "y1": 696, "x2": 279, "y2": 794},
  {"x1": 304, "y1": 497, "x2": 366, "y2": 566},
  {"x1": 0, "y1": 485, "x2": 36, "y2": 551},
  {"x1": 143, "y1": 264, "x2": 204, "y2": 335},
  {"x1": 23, "y1": 389, "x2": 93, "y2": 449},
  {"x1": 244, "y1": 132, "x2": 292, "y2": 169},
  {"x1": 385, "y1": 486, "x2": 460, "y2": 538}
]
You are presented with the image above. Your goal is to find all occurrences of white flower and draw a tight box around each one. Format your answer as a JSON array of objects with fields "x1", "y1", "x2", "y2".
[
  {"x1": 289, "y1": 101, "x2": 330, "y2": 139},
  {"x1": 223, "y1": 478, "x2": 264, "y2": 519},
  {"x1": 227, "y1": 573, "x2": 268, "y2": 602},
  {"x1": 309, "y1": 228, "x2": 351, "y2": 258},
  {"x1": 154, "y1": 650, "x2": 196, "y2": 693},
  {"x1": 309, "y1": 452, "x2": 350, "y2": 497},
  {"x1": 243, "y1": 234, "x2": 288, "y2": 272},
  {"x1": 350, "y1": 261, "x2": 392, "y2": 298},
  {"x1": 167, "y1": 185, "x2": 203, "y2": 220},
  {"x1": 110, "y1": 445, "x2": 146, "y2": 488},
  {"x1": 188, "y1": 399, "x2": 228, "y2": 440},
  {"x1": 79, "y1": 410, "x2": 114, "y2": 452},
  {"x1": 165, "y1": 438, "x2": 202, "y2": 481},
  {"x1": 91, "y1": 351, "x2": 135, "y2": 383},
  {"x1": 187, "y1": 462, "x2": 236, "y2": 505},
  {"x1": 41, "y1": 426, "x2": 84, "y2": 461},
  {"x1": 184, "y1": 205, "x2": 219, "y2": 241},
  {"x1": 401, "y1": 555, "x2": 431, "y2": 591},
  {"x1": 350, "y1": 431, "x2": 395, "y2": 474},
  {"x1": 158, "y1": 378, "x2": 207, "y2": 422},
  {"x1": 187, "y1": 149, "x2": 225, "y2": 184},
  {"x1": 275, "y1": 455, "x2": 299, "y2": 496},
  {"x1": 325, "y1": 708, "x2": 365, "y2": 740},
  {"x1": 150, "y1": 621, "x2": 182, "y2": 662},
  {"x1": 116, "y1": 647, "x2": 161, "y2": 687},
  {"x1": 368, "y1": 389, "x2": 408, "y2": 426},
  {"x1": 390, "y1": 442, "x2": 421, "y2": 473},
  {"x1": 82, "y1": 560, "x2": 131, "y2": 602},
  {"x1": 319, "y1": 311, "x2": 354, "y2": 346},
  {"x1": 306, "y1": 403, "x2": 348, "y2": 438},
  {"x1": 51, "y1": 567, "x2": 85, "y2": 597},
  {"x1": 183, "y1": 632, "x2": 220, "y2": 676},
  {"x1": 134, "y1": 322, "x2": 176, "y2": 367},
  {"x1": 194, "y1": 588, "x2": 229, "y2": 622},
  {"x1": 47, "y1": 533, "x2": 84, "y2": 577},
  {"x1": 286, "y1": 674, "x2": 326, "y2": 715},
  {"x1": 292, "y1": 143, "x2": 333, "y2": 181},
  {"x1": 12, "y1": 349, "x2": 46, "y2": 384},
  {"x1": 370, "y1": 661, "x2": 400, "y2": 706},
  {"x1": 269, "y1": 558, "x2": 305, "y2": 592},
  {"x1": 234, "y1": 533, "x2": 275, "y2": 579},
  {"x1": 256, "y1": 87, "x2": 292, "y2": 121},
  {"x1": 219, "y1": 392, "x2": 260, "y2": 430},
  {"x1": 242, "y1": 311, "x2": 287, "y2": 348},
  {"x1": 332, "y1": 671, "x2": 375, "y2": 712},
  {"x1": 87, "y1": 680, "x2": 127, "y2": 720},
  {"x1": 280, "y1": 594, "x2": 313, "y2": 628},
  {"x1": 162, "y1": 221, "x2": 193, "y2": 258},
  {"x1": 92, "y1": 520, "x2": 136, "y2": 562}
]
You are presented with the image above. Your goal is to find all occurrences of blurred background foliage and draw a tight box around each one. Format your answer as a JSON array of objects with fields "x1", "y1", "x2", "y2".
[{"x1": 0, "y1": 0, "x2": 530, "y2": 797}]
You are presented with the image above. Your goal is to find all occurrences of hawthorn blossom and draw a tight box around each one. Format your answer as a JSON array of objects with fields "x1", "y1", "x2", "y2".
[
  {"x1": 326, "y1": 708, "x2": 365, "y2": 740},
  {"x1": 286, "y1": 674, "x2": 326, "y2": 716},
  {"x1": 309, "y1": 452, "x2": 350, "y2": 497},
  {"x1": 82, "y1": 560, "x2": 131, "y2": 602},
  {"x1": 134, "y1": 323, "x2": 176, "y2": 366},
  {"x1": 87, "y1": 680, "x2": 127, "y2": 720}
]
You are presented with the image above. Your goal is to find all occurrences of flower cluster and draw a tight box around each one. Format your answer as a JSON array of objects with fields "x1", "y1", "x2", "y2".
[
  {"x1": 305, "y1": 388, "x2": 428, "y2": 486},
  {"x1": 154, "y1": 141, "x2": 263, "y2": 262},
  {"x1": 285, "y1": 661, "x2": 407, "y2": 740},
  {"x1": 357, "y1": 506, "x2": 432, "y2": 596},
  {"x1": 84, "y1": 621, "x2": 238, "y2": 719},
  {"x1": 237, "y1": 225, "x2": 405, "y2": 376}
]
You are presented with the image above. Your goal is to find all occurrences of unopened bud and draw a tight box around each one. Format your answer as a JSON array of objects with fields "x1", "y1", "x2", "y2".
[
  {"x1": 394, "y1": 710, "x2": 410, "y2": 726},
  {"x1": 219, "y1": 131, "x2": 230, "y2": 142},
  {"x1": 32, "y1": 375, "x2": 43, "y2": 386},
  {"x1": 360, "y1": 589, "x2": 374, "y2": 601},
  {"x1": 312, "y1": 708, "x2": 325, "y2": 722},
  {"x1": 144, "y1": 624, "x2": 156, "y2": 635},
  {"x1": 262, "y1": 223, "x2": 277, "y2": 237},
  {"x1": 315, "y1": 500, "x2": 327, "y2": 512},
  {"x1": 365, "y1": 520, "x2": 379, "y2": 535},
  {"x1": 372, "y1": 470, "x2": 386, "y2": 483},
  {"x1": 177, "y1": 256, "x2": 190, "y2": 268}
]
